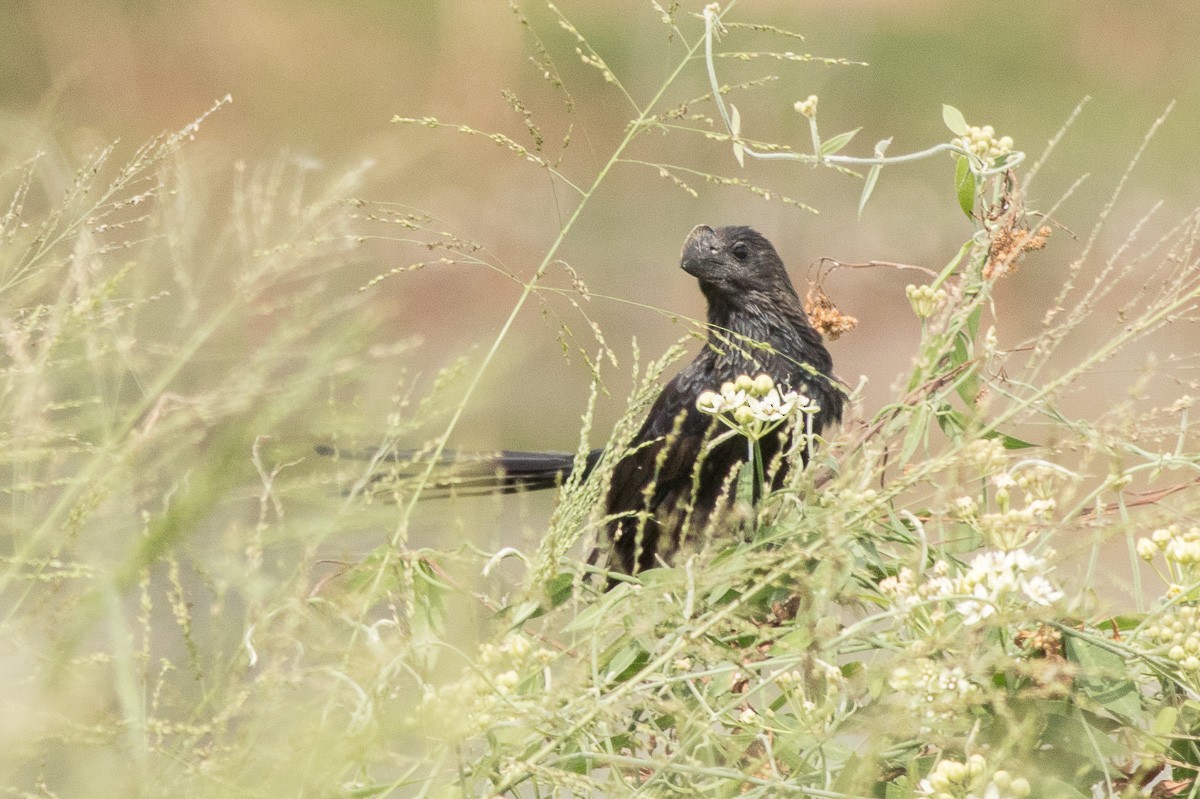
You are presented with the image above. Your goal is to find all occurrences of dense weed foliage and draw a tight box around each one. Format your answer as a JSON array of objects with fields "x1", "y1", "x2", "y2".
[{"x1": 3, "y1": 3, "x2": 1200, "y2": 797}]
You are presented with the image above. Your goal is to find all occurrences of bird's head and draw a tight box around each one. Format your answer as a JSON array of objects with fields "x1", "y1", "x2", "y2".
[{"x1": 679, "y1": 225, "x2": 796, "y2": 299}]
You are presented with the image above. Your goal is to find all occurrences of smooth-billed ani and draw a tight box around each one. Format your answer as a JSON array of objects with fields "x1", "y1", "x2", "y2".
[{"x1": 319, "y1": 225, "x2": 843, "y2": 575}]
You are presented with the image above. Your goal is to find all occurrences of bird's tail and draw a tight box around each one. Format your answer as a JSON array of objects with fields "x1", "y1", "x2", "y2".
[{"x1": 315, "y1": 444, "x2": 588, "y2": 497}]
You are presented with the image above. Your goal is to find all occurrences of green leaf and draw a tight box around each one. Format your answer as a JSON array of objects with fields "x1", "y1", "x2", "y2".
[
  {"x1": 900, "y1": 404, "x2": 929, "y2": 462},
  {"x1": 820, "y1": 127, "x2": 860, "y2": 157},
  {"x1": 775, "y1": 625, "x2": 813, "y2": 652},
  {"x1": 952, "y1": 332, "x2": 980, "y2": 407},
  {"x1": 1108, "y1": 614, "x2": 1146, "y2": 632},
  {"x1": 563, "y1": 592, "x2": 618, "y2": 632},
  {"x1": 942, "y1": 104, "x2": 968, "y2": 136},
  {"x1": 1065, "y1": 636, "x2": 1144, "y2": 721},
  {"x1": 857, "y1": 138, "x2": 891, "y2": 218},
  {"x1": 730, "y1": 104, "x2": 745, "y2": 167},
  {"x1": 604, "y1": 642, "x2": 648, "y2": 683},
  {"x1": 935, "y1": 404, "x2": 967, "y2": 442},
  {"x1": 995, "y1": 432, "x2": 1036, "y2": 449},
  {"x1": 965, "y1": 304, "x2": 982, "y2": 340},
  {"x1": 1151, "y1": 705, "x2": 1179, "y2": 743},
  {"x1": 885, "y1": 776, "x2": 916, "y2": 799},
  {"x1": 509, "y1": 600, "x2": 542, "y2": 626},
  {"x1": 1036, "y1": 778, "x2": 1091, "y2": 799},
  {"x1": 545, "y1": 571, "x2": 574, "y2": 608},
  {"x1": 955, "y1": 156, "x2": 976, "y2": 217}
]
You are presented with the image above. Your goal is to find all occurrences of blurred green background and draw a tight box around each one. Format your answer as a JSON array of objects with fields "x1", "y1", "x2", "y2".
[{"x1": 4, "y1": 0, "x2": 1198, "y2": 449}]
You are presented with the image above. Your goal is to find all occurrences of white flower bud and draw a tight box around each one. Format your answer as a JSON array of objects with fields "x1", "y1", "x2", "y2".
[
  {"x1": 696, "y1": 390, "x2": 725, "y2": 415},
  {"x1": 794, "y1": 94, "x2": 818, "y2": 118}
]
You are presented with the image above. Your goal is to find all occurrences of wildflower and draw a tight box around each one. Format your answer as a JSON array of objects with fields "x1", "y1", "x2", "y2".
[
  {"x1": 879, "y1": 567, "x2": 915, "y2": 598},
  {"x1": 747, "y1": 387, "x2": 798, "y2": 421},
  {"x1": 965, "y1": 437, "x2": 1007, "y2": 474},
  {"x1": 952, "y1": 123, "x2": 1015, "y2": 166},
  {"x1": 917, "y1": 754, "x2": 1030, "y2": 799},
  {"x1": 890, "y1": 658, "x2": 981, "y2": 733},
  {"x1": 906, "y1": 283, "x2": 947, "y2": 319},
  {"x1": 499, "y1": 634, "x2": 531, "y2": 659},
  {"x1": 1142, "y1": 604, "x2": 1200, "y2": 683},
  {"x1": 1026, "y1": 499, "x2": 1056, "y2": 518},
  {"x1": 1169, "y1": 395, "x2": 1195, "y2": 413},
  {"x1": 695, "y1": 390, "x2": 725, "y2": 415},
  {"x1": 493, "y1": 670, "x2": 520, "y2": 694},
  {"x1": 977, "y1": 508, "x2": 1040, "y2": 550},
  {"x1": 1014, "y1": 463, "x2": 1061, "y2": 501},
  {"x1": 694, "y1": 372, "x2": 817, "y2": 438},
  {"x1": 947, "y1": 549, "x2": 1064, "y2": 625},
  {"x1": 951, "y1": 496, "x2": 979, "y2": 519},
  {"x1": 720, "y1": 379, "x2": 748, "y2": 410},
  {"x1": 794, "y1": 94, "x2": 818, "y2": 118},
  {"x1": 982, "y1": 325, "x2": 999, "y2": 354}
]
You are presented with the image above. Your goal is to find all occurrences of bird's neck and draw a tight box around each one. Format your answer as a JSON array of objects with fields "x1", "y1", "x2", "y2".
[
  {"x1": 703, "y1": 284, "x2": 804, "y2": 333},
  {"x1": 702, "y1": 284, "x2": 825, "y2": 377}
]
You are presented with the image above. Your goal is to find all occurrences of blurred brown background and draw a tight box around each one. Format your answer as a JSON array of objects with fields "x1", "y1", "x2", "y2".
[{"x1": 3, "y1": 0, "x2": 1198, "y2": 454}]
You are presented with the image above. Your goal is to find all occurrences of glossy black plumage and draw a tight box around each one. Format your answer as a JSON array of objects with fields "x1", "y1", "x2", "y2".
[
  {"x1": 598, "y1": 225, "x2": 842, "y2": 572},
  {"x1": 320, "y1": 225, "x2": 842, "y2": 575}
]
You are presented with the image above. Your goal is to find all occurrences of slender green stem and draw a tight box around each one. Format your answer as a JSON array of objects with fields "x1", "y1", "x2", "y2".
[{"x1": 701, "y1": 7, "x2": 1023, "y2": 174}]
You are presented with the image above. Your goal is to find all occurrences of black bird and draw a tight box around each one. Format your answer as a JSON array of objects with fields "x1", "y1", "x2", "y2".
[{"x1": 320, "y1": 225, "x2": 843, "y2": 575}]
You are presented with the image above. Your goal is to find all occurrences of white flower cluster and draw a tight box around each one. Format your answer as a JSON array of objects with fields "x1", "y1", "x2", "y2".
[
  {"x1": 793, "y1": 94, "x2": 818, "y2": 119},
  {"x1": 952, "y1": 124, "x2": 1014, "y2": 165},
  {"x1": 889, "y1": 657, "x2": 980, "y2": 731},
  {"x1": 905, "y1": 283, "x2": 947, "y2": 319},
  {"x1": 772, "y1": 659, "x2": 846, "y2": 729},
  {"x1": 696, "y1": 373, "x2": 819, "y2": 438},
  {"x1": 964, "y1": 437, "x2": 1008, "y2": 475},
  {"x1": 819, "y1": 486, "x2": 880, "y2": 515},
  {"x1": 1012, "y1": 463, "x2": 1061, "y2": 502},
  {"x1": 945, "y1": 549, "x2": 1064, "y2": 626},
  {"x1": 417, "y1": 634, "x2": 554, "y2": 737},
  {"x1": 1136, "y1": 524, "x2": 1200, "y2": 599},
  {"x1": 879, "y1": 561, "x2": 958, "y2": 618},
  {"x1": 1169, "y1": 395, "x2": 1195, "y2": 413},
  {"x1": 917, "y1": 754, "x2": 1030, "y2": 799},
  {"x1": 1143, "y1": 605, "x2": 1200, "y2": 676},
  {"x1": 1138, "y1": 524, "x2": 1200, "y2": 565},
  {"x1": 951, "y1": 470, "x2": 1060, "y2": 550},
  {"x1": 974, "y1": 474, "x2": 1057, "y2": 549},
  {"x1": 882, "y1": 550, "x2": 1063, "y2": 627},
  {"x1": 880, "y1": 565, "x2": 926, "y2": 612},
  {"x1": 1136, "y1": 526, "x2": 1200, "y2": 685}
]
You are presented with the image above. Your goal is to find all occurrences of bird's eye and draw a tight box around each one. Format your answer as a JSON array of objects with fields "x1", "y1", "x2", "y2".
[{"x1": 731, "y1": 242, "x2": 750, "y2": 261}]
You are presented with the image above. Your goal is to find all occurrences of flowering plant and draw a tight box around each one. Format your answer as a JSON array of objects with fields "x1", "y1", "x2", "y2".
[{"x1": 695, "y1": 373, "x2": 821, "y2": 508}]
